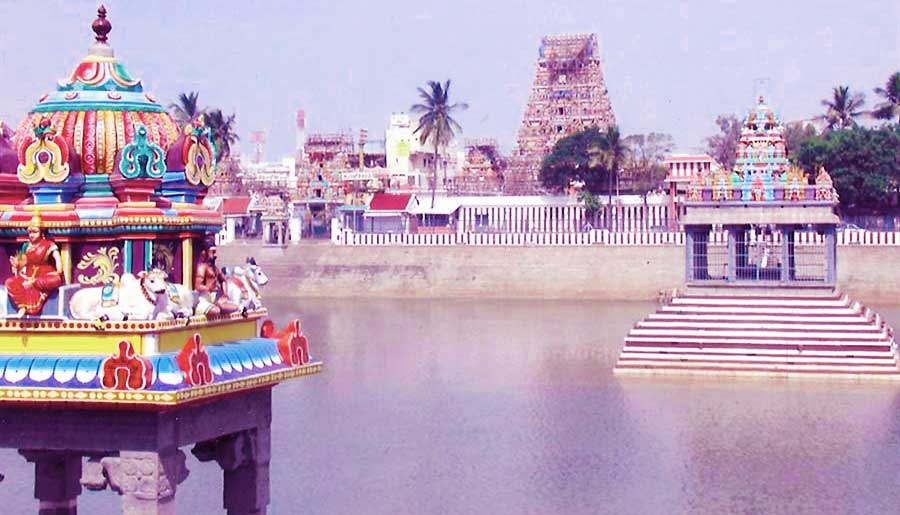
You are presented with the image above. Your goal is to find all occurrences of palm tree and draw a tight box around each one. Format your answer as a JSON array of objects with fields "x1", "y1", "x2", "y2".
[
  {"x1": 821, "y1": 86, "x2": 865, "y2": 130},
  {"x1": 205, "y1": 109, "x2": 240, "y2": 161},
  {"x1": 410, "y1": 80, "x2": 468, "y2": 208},
  {"x1": 589, "y1": 125, "x2": 625, "y2": 229},
  {"x1": 872, "y1": 72, "x2": 900, "y2": 123},
  {"x1": 169, "y1": 91, "x2": 203, "y2": 127}
]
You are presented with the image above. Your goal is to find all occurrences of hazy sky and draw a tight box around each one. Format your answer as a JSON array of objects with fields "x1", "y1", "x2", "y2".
[{"x1": 0, "y1": 0, "x2": 897, "y2": 159}]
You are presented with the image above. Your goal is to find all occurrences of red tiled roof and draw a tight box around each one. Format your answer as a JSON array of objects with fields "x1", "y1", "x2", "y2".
[
  {"x1": 220, "y1": 197, "x2": 252, "y2": 215},
  {"x1": 369, "y1": 193, "x2": 413, "y2": 211}
]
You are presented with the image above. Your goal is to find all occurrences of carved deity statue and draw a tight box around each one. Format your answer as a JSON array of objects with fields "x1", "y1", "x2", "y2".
[
  {"x1": 194, "y1": 243, "x2": 239, "y2": 316},
  {"x1": 5, "y1": 212, "x2": 63, "y2": 317},
  {"x1": 815, "y1": 165, "x2": 834, "y2": 201}
]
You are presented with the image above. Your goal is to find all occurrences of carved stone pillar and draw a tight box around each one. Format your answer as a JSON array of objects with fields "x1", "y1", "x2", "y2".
[
  {"x1": 19, "y1": 450, "x2": 82, "y2": 515},
  {"x1": 193, "y1": 426, "x2": 271, "y2": 515},
  {"x1": 103, "y1": 449, "x2": 189, "y2": 515}
]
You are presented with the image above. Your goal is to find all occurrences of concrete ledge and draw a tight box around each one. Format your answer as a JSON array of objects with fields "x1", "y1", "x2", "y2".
[{"x1": 219, "y1": 242, "x2": 900, "y2": 303}]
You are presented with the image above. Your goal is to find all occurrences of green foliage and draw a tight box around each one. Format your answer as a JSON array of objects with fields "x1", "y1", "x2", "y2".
[
  {"x1": 795, "y1": 125, "x2": 900, "y2": 212},
  {"x1": 539, "y1": 126, "x2": 612, "y2": 194},
  {"x1": 873, "y1": 72, "x2": 900, "y2": 122},
  {"x1": 205, "y1": 109, "x2": 239, "y2": 161},
  {"x1": 783, "y1": 122, "x2": 817, "y2": 163},
  {"x1": 622, "y1": 132, "x2": 673, "y2": 192},
  {"x1": 821, "y1": 85, "x2": 865, "y2": 131},
  {"x1": 579, "y1": 190, "x2": 600, "y2": 214},
  {"x1": 410, "y1": 80, "x2": 468, "y2": 208},
  {"x1": 170, "y1": 92, "x2": 239, "y2": 164},
  {"x1": 169, "y1": 91, "x2": 203, "y2": 126},
  {"x1": 704, "y1": 114, "x2": 741, "y2": 170}
]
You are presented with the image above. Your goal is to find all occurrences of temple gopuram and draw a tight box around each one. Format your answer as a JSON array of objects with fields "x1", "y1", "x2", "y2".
[
  {"x1": 506, "y1": 34, "x2": 616, "y2": 194},
  {"x1": 0, "y1": 7, "x2": 320, "y2": 512},
  {"x1": 615, "y1": 97, "x2": 900, "y2": 379},
  {"x1": 455, "y1": 138, "x2": 506, "y2": 194}
]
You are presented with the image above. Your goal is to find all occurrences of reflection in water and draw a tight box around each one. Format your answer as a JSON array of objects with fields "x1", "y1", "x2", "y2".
[{"x1": 2, "y1": 298, "x2": 900, "y2": 514}]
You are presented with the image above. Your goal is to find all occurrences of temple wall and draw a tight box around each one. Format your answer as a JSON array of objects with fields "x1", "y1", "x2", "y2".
[
  {"x1": 220, "y1": 243, "x2": 679, "y2": 300},
  {"x1": 220, "y1": 243, "x2": 900, "y2": 304}
]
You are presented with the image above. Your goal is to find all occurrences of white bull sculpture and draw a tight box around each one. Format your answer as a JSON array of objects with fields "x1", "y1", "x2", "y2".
[
  {"x1": 221, "y1": 257, "x2": 269, "y2": 311},
  {"x1": 68, "y1": 269, "x2": 189, "y2": 321}
]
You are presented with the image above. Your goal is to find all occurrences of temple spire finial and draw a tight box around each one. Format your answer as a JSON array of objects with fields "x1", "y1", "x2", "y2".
[{"x1": 92, "y1": 5, "x2": 112, "y2": 44}]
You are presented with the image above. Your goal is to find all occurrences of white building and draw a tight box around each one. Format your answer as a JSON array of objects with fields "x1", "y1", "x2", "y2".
[
  {"x1": 241, "y1": 157, "x2": 297, "y2": 191},
  {"x1": 384, "y1": 113, "x2": 462, "y2": 191}
]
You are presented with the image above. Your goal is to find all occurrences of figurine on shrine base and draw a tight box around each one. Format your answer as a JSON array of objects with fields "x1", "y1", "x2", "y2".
[
  {"x1": 194, "y1": 243, "x2": 241, "y2": 316},
  {"x1": 5, "y1": 212, "x2": 63, "y2": 317}
]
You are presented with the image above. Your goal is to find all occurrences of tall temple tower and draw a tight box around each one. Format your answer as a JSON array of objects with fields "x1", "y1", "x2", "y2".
[{"x1": 506, "y1": 34, "x2": 616, "y2": 194}]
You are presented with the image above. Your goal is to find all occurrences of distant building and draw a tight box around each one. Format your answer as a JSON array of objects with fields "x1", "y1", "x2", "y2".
[
  {"x1": 507, "y1": 33, "x2": 617, "y2": 194},
  {"x1": 455, "y1": 138, "x2": 506, "y2": 194},
  {"x1": 385, "y1": 112, "x2": 461, "y2": 192},
  {"x1": 241, "y1": 157, "x2": 296, "y2": 193}
]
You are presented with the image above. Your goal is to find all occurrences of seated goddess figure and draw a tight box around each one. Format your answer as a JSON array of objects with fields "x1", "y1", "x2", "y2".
[{"x1": 5, "y1": 212, "x2": 63, "y2": 317}]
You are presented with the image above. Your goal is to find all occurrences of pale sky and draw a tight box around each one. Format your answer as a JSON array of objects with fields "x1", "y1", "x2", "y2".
[{"x1": 0, "y1": 0, "x2": 897, "y2": 159}]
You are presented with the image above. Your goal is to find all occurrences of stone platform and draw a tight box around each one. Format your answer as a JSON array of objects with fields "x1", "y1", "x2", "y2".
[
  {"x1": 614, "y1": 289, "x2": 900, "y2": 379},
  {"x1": 2, "y1": 388, "x2": 276, "y2": 514}
]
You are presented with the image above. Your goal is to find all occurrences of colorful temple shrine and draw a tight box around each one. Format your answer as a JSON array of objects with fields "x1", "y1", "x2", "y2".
[
  {"x1": 0, "y1": 7, "x2": 320, "y2": 512},
  {"x1": 506, "y1": 34, "x2": 616, "y2": 194},
  {"x1": 615, "y1": 97, "x2": 899, "y2": 378}
]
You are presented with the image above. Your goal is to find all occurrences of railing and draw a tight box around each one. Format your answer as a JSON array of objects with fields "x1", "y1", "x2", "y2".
[
  {"x1": 331, "y1": 225, "x2": 900, "y2": 248},
  {"x1": 332, "y1": 229, "x2": 687, "y2": 246}
]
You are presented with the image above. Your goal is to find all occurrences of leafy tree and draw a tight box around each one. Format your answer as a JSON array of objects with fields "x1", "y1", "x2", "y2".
[
  {"x1": 539, "y1": 126, "x2": 611, "y2": 194},
  {"x1": 820, "y1": 85, "x2": 865, "y2": 131},
  {"x1": 795, "y1": 125, "x2": 900, "y2": 212},
  {"x1": 593, "y1": 126, "x2": 626, "y2": 211},
  {"x1": 579, "y1": 190, "x2": 600, "y2": 228},
  {"x1": 205, "y1": 109, "x2": 240, "y2": 161},
  {"x1": 410, "y1": 80, "x2": 468, "y2": 208},
  {"x1": 783, "y1": 122, "x2": 817, "y2": 162},
  {"x1": 623, "y1": 132, "x2": 674, "y2": 170},
  {"x1": 622, "y1": 132, "x2": 673, "y2": 192},
  {"x1": 872, "y1": 72, "x2": 900, "y2": 123},
  {"x1": 704, "y1": 114, "x2": 741, "y2": 170},
  {"x1": 169, "y1": 91, "x2": 203, "y2": 127}
]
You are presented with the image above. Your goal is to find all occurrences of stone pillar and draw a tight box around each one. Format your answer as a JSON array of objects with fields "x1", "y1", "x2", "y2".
[
  {"x1": 726, "y1": 226, "x2": 737, "y2": 283},
  {"x1": 781, "y1": 226, "x2": 793, "y2": 283},
  {"x1": 20, "y1": 450, "x2": 82, "y2": 515},
  {"x1": 825, "y1": 226, "x2": 837, "y2": 284},
  {"x1": 685, "y1": 229, "x2": 694, "y2": 282},
  {"x1": 103, "y1": 449, "x2": 189, "y2": 515},
  {"x1": 193, "y1": 427, "x2": 271, "y2": 515}
]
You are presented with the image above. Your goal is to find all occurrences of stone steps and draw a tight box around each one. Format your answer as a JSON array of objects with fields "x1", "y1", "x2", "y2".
[{"x1": 614, "y1": 290, "x2": 899, "y2": 379}]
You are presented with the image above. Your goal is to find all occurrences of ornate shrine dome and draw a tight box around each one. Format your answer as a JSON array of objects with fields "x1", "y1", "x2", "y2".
[
  {"x1": 14, "y1": 6, "x2": 179, "y2": 176},
  {"x1": 734, "y1": 96, "x2": 789, "y2": 171}
]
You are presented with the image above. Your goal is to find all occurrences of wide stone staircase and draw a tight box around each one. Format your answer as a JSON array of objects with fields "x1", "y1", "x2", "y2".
[{"x1": 614, "y1": 289, "x2": 900, "y2": 379}]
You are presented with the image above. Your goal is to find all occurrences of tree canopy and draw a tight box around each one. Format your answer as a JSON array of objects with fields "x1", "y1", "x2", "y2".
[
  {"x1": 169, "y1": 92, "x2": 203, "y2": 127},
  {"x1": 794, "y1": 124, "x2": 900, "y2": 212},
  {"x1": 539, "y1": 127, "x2": 613, "y2": 194},
  {"x1": 169, "y1": 92, "x2": 239, "y2": 162},
  {"x1": 704, "y1": 114, "x2": 741, "y2": 170},
  {"x1": 873, "y1": 72, "x2": 900, "y2": 123},
  {"x1": 410, "y1": 79, "x2": 467, "y2": 208},
  {"x1": 820, "y1": 85, "x2": 866, "y2": 131}
]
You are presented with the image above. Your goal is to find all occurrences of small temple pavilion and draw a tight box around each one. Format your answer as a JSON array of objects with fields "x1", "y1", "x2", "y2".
[
  {"x1": 0, "y1": 7, "x2": 321, "y2": 513},
  {"x1": 615, "y1": 97, "x2": 900, "y2": 379}
]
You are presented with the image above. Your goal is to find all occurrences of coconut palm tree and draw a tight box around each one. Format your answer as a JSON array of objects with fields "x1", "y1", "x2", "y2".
[
  {"x1": 872, "y1": 72, "x2": 900, "y2": 123},
  {"x1": 410, "y1": 80, "x2": 468, "y2": 208},
  {"x1": 821, "y1": 86, "x2": 865, "y2": 130},
  {"x1": 205, "y1": 109, "x2": 240, "y2": 161},
  {"x1": 169, "y1": 91, "x2": 203, "y2": 127},
  {"x1": 588, "y1": 125, "x2": 625, "y2": 229}
]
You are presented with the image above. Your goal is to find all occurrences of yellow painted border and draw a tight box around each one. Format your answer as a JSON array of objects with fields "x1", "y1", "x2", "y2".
[{"x1": 181, "y1": 237, "x2": 193, "y2": 288}]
